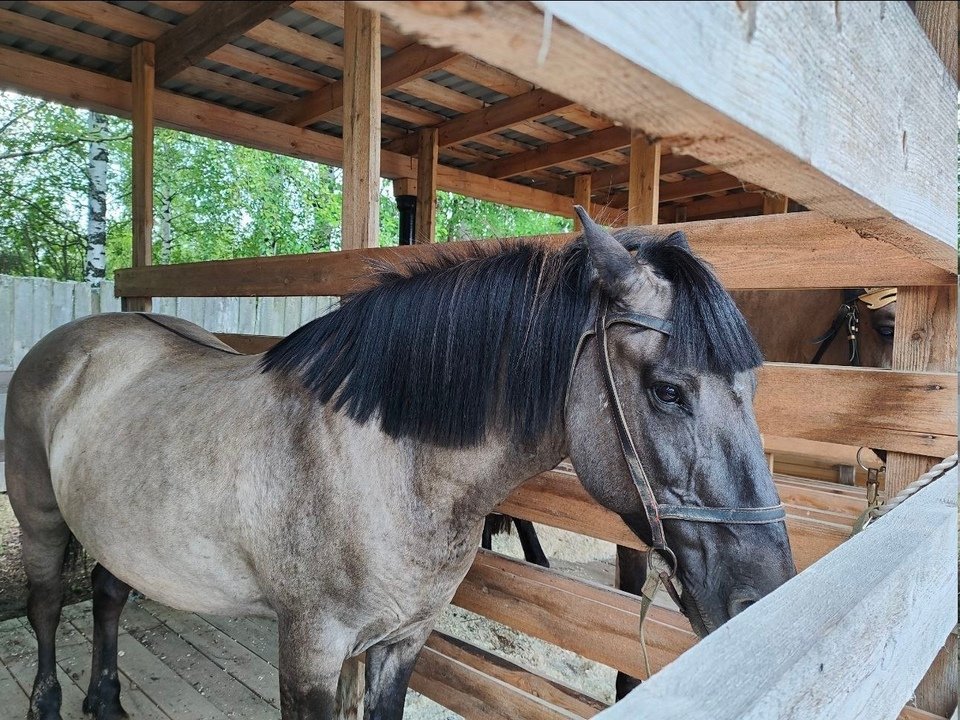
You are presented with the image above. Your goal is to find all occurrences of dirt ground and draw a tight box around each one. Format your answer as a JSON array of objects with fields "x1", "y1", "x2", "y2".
[{"x1": 0, "y1": 494, "x2": 93, "y2": 621}]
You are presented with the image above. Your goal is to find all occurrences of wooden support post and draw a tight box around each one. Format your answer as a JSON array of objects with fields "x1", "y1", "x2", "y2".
[
  {"x1": 341, "y1": 3, "x2": 381, "y2": 251},
  {"x1": 762, "y1": 193, "x2": 789, "y2": 215},
  {"x1": 415, "y1": 127, "x2": 438, "y2": 243},
  {"x1": 125, "y1": 41, "x2": 155, "y2": 313},
  {"x1": 573, "y1": 174, "x2": 591, "y2": 230},
  {"x1": 885, "y1": 284, "x2": 958, "y2": 717},
  {"x1": 627, "y1": 132, "x2": 660, "y2": 225}
]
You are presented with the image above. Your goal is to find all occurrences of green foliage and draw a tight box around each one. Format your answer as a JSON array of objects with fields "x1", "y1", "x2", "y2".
[
  {"x1": 0, "y1": 93, "x2": 95, "y2": 280},
  {"x1": 0, "y1": 93, "x2": 571, "y2": 281}
]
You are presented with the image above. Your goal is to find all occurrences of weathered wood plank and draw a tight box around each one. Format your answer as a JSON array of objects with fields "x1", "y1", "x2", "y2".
[
  {"x1": 410, "y1": 642, "x2": 583, "y2": 720},
  {"x1": 594, "y1": 468, "x2": 958, "y2": 720},
  {"x1": 114, "y1": 213, "x2": 955, "y2": 299},
  {"x1": 126, "y1": 41, "x2": 155, "y2": 314},
  {"x1": 884, "y1": 284, "x2": 958, "y2": 716},
  {"x1": 454, "y1": 549, "x2": 697, "y2": 680},
  {"x1": 416, "y1": 127, "x2": 439, "y2": 243},
  {"x1": 136, "y1": 601, "x2": 281, "y2": 711},
  {"x1": 341, "y1": 4, "x2": 381, "y2": 251},
  {"x1": 360, "y1": 1, "x2": 957, "y2": 268},
  {"x1": 423, "y1": 631, "x2": 606, "y2": 718},
  {"x1": 627, "y1": 133, "x2": 660, "y2": 225},
  {"x1": 756, "y1": 363, "x2": 956, "y2": 456},
  {"x1": 495, "y1": 469, "x2": 851, "y2": 573}
]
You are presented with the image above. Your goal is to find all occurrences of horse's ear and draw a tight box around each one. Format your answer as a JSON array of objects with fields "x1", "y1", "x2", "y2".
[
  {"x1": 574, "y1": 205, "x2": 643, "y2": 300},
  {"x1": 663, "y1": 230, "x2": 690, "y2": 250}
]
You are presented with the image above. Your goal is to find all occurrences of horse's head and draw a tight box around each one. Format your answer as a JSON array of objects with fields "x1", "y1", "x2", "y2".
[
  {"x1": 857, "y1": 290, "x2": 896, "y2": 368},
  {"x1": 564, "y1": 209, "x2": 795, "y2": 637}
]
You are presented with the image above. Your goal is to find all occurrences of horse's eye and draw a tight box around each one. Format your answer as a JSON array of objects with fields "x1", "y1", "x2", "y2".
[
  {"x1": 876, "y1": 326, "x2": 895, "y2": 338},
  {"x1": 652, "y1": 383, "x2": 681, "y2": 404}
]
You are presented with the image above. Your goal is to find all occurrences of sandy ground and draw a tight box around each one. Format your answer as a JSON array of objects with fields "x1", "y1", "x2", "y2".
[{"x1": 0, "y1": 492, "x2": 619, "y2": 718}]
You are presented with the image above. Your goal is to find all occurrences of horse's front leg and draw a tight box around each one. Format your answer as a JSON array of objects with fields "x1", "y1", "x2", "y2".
[
  {"x1": 362, "y1": 622, "x2": 433, "y2": 720},
  {"x1": 277, "y1": 614, "x2": 350, "y2": 720}
]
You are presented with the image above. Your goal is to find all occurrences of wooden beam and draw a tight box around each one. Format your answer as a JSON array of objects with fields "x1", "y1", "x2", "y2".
[
  {"x1": 414, "y1": 632, "x2": 605, "y2": 719},
  {"x1": 143, "y1": 1, "x2": 293, "y2": 84},
  {"x1": 341, "y1": 4, "x2": 380, "y2": 250},
  {"x1": 492, "y1": 469, "x2": 851, "y2": 573},
  {"x1": 384, "y1": 88, "x2": 576, "y2": 155},
  {"x1": 613, "y1": 171, "x2": 744, "y2": 207},
  {"x1": 627, "y1": 132, "x2": 660, "y2": 225},
  {"x1": 594, "y1": 468, "x2": 958, "y2": 720},
  {"x1": 455, "y1": 549, "x2": 697, "y2": 680},
  {"x1": 540, "y1": 154, "x2": 705, "y2": 197},
  {"x1": 415, "y1": 128, "x2": 439, "y2": 243},
  {"x1": 114, "y1": 213, "x2": 957, "y2": 299},
  {"x1": 268, "y1": 44, "x2": 459, "y2": 126},
  {"x1": 756, "y1": 363, "x2": 956, "y2": 457},
  {"x1": 126, "y1": 41, "x2": 154, "y2": 313},
  {"x1": 468, "y1": 126, "x2": 631, "y2": 179},
  {"x1": 359, "y1": 1, "x2": 958, "y2": 269},
  {"x1": 573, "y1": 175, "x2": 592, "y2": 230},
  {"x1": 883, "y1": 284, "x2": 958, "y2": 717},
  {"x1": 762, "y1": 193, "x2": 789, "y2": 215},
  {"x1": 885, "y1": 286, "x2": 958, "y2": 492},
  {"x1": 913, "y1": 1, "x2": 959, "y2": 84},
  {"x1": 0, "y1": 46, "x2": 572, "y2": 218}
]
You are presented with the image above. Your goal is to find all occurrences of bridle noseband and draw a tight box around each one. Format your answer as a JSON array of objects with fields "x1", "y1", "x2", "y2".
[{"x1": 568, "y1": 295, "x2": 786, "y2": 600}]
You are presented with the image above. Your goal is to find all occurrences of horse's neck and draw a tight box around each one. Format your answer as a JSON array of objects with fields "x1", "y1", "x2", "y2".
[{"x1": 411, "y1": 428, "x2": 567, "y2": 522}]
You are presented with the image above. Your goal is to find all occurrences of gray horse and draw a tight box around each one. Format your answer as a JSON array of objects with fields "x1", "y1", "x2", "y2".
[{"x1": 6, "y1": 210, "x2": 795, "y2": 720}]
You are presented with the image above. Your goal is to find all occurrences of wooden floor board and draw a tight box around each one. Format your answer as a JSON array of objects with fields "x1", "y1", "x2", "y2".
[
  {"x1": 122, "y1": 602, "x2": 279, "y2": 719},
  {"x1": 142, "y1": 600, "x2": 282, "y2": 709},
  {"x1": 0, "y1": 663, "x2": 28, "y2": 707},
  {"x1": 64, "y1": 601, "x2": 231, "y2": 720},
  {"x1": 197, "y1": 611, "x2": 280, "y2": 667}
]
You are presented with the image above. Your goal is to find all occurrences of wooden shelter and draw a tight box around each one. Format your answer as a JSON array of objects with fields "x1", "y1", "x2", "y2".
[{"x1": 0, "y1": 1, "x2": 956, "y2": 718}]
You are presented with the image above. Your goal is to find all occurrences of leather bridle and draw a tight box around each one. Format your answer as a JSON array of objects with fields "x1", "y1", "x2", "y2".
[
  {"x1": 809, "y1": 287, "x2": 897, "y2": 366},
  {"x1": 567, "y1": 295, "x2": 787, "y2": 601}
]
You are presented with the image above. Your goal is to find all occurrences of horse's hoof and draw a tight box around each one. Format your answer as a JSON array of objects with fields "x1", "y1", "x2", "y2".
[{"x1": 82, "y1": 696, "x2": 128, "y2": 720}]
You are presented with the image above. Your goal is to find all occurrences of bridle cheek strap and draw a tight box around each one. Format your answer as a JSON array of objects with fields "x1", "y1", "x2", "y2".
[{"x1": 572, "y1": 296, "x2": 787, "y2": 584}]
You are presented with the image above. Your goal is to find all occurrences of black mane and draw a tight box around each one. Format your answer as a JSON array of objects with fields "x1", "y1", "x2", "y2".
[{"x1": 261, "y1": 231, "x2": 761, "y2": 448}]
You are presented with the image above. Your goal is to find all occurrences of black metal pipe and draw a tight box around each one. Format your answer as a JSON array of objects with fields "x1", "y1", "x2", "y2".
[{"x1": 396, "y1": 194, "x2": 417, "y2": 246}]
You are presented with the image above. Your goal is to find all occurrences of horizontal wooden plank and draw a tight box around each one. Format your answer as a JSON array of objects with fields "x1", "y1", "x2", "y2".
[
  {"x1": 595, "y1": 467, "x2": 958, "y2": 720},
  {"x1": 495, "y1": 470, "x2": 851, "y2": 573},
  {"x1": 411, "y1": 643, "x2": 581, "y2": 720},
  {"x1": 0, "y1": 46, "x2": 572, "y2": 217},
  {"x1": 114, "y1": 213, "x2": 955, "y2": 300},
  {"x1": 418, "y1": 632, "x2": 606, "y2": 719},
  {"x1": 454, "y1": 549, "x2": 698, "y2": 680},
  {"x1": 361, "y1": 1, "x2": 957, "y2": 270},
  {"x1": 757, "y1": 363, "x2": 956, "y2": 456}
]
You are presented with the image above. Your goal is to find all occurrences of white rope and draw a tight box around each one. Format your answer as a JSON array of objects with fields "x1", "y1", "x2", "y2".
[{"x1": 856, "y1": 453, "x2": 958, "y2": 532}]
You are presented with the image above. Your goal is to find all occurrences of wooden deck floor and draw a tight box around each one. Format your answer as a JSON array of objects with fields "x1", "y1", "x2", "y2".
[{"x1": 0, "y1": 597, "x2": 286, "y2": 719}]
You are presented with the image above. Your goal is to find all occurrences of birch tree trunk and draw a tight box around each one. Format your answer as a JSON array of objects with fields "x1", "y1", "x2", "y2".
[
  {"x1": 159, "y1": 182, "x2": 173, "y2": 264},
  {"x1": 85, "y1": 111, "x2": 108, "y2": 288}
]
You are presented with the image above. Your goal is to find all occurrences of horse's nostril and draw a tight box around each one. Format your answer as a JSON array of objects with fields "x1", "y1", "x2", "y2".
[{"x1": 728, "y1": 596, "x2": 758, "y2": 618}]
